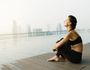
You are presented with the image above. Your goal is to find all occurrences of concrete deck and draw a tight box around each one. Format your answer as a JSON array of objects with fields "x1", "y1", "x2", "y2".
[{"x1": 0, "y1": 43, "x2": 90, "y2": 70}]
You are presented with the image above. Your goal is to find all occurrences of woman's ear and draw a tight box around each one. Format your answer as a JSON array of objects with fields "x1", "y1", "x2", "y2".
[{"x1": 68, "y1": 22, "x2": 72, "y2": 26}]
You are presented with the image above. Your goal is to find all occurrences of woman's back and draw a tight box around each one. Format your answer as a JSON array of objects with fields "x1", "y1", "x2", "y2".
[{"x1": 69, "y1": 30, "x2": 83, "y2": 53}]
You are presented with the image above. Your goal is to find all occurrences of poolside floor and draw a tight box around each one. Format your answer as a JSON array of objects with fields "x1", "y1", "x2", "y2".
[{"x1": 0, "y1": 43, "x2": 90, "y2": 70}]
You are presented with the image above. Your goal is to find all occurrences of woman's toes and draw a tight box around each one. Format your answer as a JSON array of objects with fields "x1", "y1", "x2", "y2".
[{"x1": 47, "y1": 57, "x2": 60, "y2": 62}]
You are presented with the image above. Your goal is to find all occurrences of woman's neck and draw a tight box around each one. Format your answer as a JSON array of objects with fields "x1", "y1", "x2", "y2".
[{"x1": 66, "y1": 27, "x2": 72, "y2": 32}]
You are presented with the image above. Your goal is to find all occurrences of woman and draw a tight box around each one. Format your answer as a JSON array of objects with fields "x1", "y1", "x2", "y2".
[{"x1": 48, "y1": 15, "x2": 83, "y2": 63}]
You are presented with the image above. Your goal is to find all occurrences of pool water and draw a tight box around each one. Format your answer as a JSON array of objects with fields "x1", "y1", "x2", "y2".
[{"x1": 0, "y1": 31, "x2": 90, "y2": 64}]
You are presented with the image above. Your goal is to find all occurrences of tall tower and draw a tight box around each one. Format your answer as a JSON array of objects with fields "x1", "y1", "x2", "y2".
[
  {"x1": 13, "y1": 20, "x2": 17, "y2": 38},
  {"x1": 47, "y1": 24, "x2": 51, "y2": 35},
  {"x1": 57, "y1": 23, "x2": 62, "y2": 35},
  {"x1": 47, "y1": 24, "x2": 50, "y2": 31},
  {"x1": 27, "y1": 24, "x2": 31, "y2": 37}
]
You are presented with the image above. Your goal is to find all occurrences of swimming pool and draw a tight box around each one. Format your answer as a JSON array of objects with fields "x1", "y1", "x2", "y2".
[{"x1": 0, "y1": 31, "x2": 90, "y2": 64}]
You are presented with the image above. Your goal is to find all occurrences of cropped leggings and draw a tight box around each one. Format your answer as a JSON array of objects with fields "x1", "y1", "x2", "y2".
[{"x1": 56, "y1": 38, "x2": 82, "y2": 63}]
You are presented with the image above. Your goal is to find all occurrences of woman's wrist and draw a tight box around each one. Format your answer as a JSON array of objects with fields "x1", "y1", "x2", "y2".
[{"x1": 53, "y1": 48, "x2": 57, "y2": 52}]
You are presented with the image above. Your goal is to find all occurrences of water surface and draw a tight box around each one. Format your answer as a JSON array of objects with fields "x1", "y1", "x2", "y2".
[{"x1": 0, "y1": 32, "x2": 90, "y2": 64}]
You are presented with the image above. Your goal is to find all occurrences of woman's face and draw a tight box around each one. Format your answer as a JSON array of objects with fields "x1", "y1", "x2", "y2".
[{"x1": 64, "y1": 17, "x2": 71, "y2": 27}]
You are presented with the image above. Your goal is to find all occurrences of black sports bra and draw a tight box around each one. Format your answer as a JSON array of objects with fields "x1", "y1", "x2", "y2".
[{"x1": 69, "y1": 36, "x2": 82, "y2": 45}]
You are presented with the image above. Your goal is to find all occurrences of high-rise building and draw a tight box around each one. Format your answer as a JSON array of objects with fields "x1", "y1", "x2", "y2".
[
  {"x1": 27, "y1": 24, "x2": 31, "y2": 37},
  {"x1": 32, "y1": 28, "x2": 43, "y2": 36},
  {"x1": 56, "y1": 23, "x2": 62, "y2": 35},
  {"x1": 12, "y1": 20, "x2": 18, "y2": 38},
  {"x1": 13, "y1": 20, "x2": 17, "y2": 34}
]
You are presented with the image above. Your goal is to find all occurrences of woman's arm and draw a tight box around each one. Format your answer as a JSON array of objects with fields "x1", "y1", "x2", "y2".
[
  {"x1": 53, "y1": 32, "x2": 71, "y2": 50},
  {"x1": 56, "y1": 38, "x2": 63, "y2": 43}
]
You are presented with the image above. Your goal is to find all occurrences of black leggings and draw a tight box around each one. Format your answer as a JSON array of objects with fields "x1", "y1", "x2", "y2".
[{"x1": 56, "y1": 39, "x2": 82, "y2": 63}]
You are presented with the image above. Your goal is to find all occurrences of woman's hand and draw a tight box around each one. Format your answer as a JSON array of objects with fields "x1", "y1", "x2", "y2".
[
  {"x1": 52, "y1": 48, "x2": 56, "y2": 52},
  {"x1": 53, "y1": 38, "x2": 63, "y2": 52},
  {"x1": 52, "y1": 44, "x2": 56, "y2": 52},
  {"x1": 52, "y1": 43, "x2": 59, "y2": 52}
]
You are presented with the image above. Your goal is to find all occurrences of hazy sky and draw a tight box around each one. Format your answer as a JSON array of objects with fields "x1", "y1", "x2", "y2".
[{"x1": 0, "y1": 0, "x2": 90, "y2": 33}]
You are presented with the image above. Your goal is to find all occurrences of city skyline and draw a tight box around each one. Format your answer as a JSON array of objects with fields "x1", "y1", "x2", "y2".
[
  {"x1": 0, "y1": 0, "x2": 90, "y2": 34},
  {"x1": 0, "y1": 19, "x2": 89, "y2": 34},
  {"x1": 13, "y1": 20, "x2": 62, "y2": 33}
]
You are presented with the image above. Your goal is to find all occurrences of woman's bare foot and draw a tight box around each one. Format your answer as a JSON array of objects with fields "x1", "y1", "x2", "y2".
[
  {"x1": 47, "y1": 55, "x2": 60, "y2": 62},
  {"x1": 47, "y1": 55, "x2": 66, "y2": 62}
]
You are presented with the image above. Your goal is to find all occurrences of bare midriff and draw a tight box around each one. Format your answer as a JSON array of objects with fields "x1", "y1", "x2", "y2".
[{"x1": 71, "y1": 43, "x2": 83, "y2": 53}]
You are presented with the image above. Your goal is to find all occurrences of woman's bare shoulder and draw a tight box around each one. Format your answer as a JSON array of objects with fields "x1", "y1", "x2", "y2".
[{"x1": 69, "y1": 30, "x2": 80, "y2": 37}]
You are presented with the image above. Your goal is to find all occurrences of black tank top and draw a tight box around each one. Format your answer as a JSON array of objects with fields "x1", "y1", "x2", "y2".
[{"x1": 69, "y1": 36, "x2": 82, "y2": 45}]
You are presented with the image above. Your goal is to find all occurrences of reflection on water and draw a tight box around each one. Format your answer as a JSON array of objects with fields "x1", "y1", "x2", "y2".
[{"x1": 0, "y1": 32, "x2": 90, "y2": 64}]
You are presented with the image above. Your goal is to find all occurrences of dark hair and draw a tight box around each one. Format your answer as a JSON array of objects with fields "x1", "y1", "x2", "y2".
[{"x1": 68, "y1": 15, "x2": 77, "y2": 30}]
